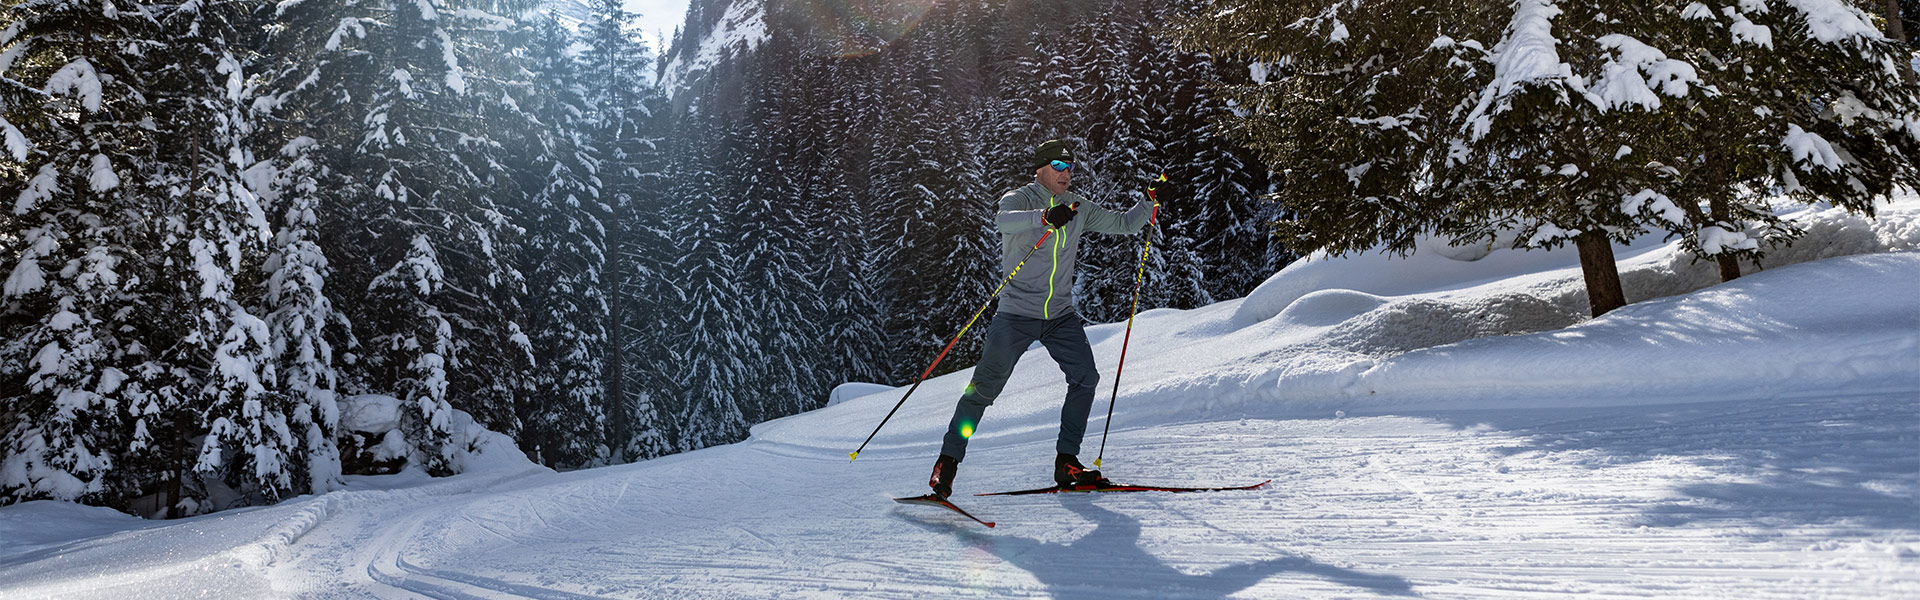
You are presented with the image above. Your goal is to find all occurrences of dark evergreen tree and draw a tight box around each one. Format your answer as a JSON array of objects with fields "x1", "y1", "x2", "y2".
[
  {"x1": 257, "y1": 0, "x2": 537, "y2": 474},
  {"x1": 256, "y1": 136, "x2": 346, "y2": 496},
  {"x1": 516, "y1": 16, "x2": 611, "y2": 468},
  {"x1": 660, "y1": 102, "x2": 752, "y2": 450},
  {"x1": 146, "y1": 0, "x2": 306, "y2": 508},
  {"x1": 796, "y1": 56, "x2": 890, "y2": 390},
  {"x1": 1167, "y1": 0, "x2": 1917, "y2": 317},
  {"x1": 877, "y1": 41, "x2": 997, "y2": 379},
  {"x1": 582, "y1": 0, "x2": 676, "y2": 459},
  {"x1": 0, "y1": 0, "x2": 159, "y2": 508},
  {"x1": 1647, "y1": 0, "x2": 1920, "y2": 281}
]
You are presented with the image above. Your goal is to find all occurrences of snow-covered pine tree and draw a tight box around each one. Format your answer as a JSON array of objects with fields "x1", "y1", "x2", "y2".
[
  {"x1": 1152, "y1": 2, "x2": 1286, "y2": 304},
  {"x1": 257, "y1": 0, "x2": 536, "y2": 474},
  {"x1": 878, "y1": 34, "x2": 997, "y2": 380},
  {"x1": 1643, "y1": 0, "x2": 1920, "y2": 281},
  {"x1": 798, "y1": 57, "x2": 890, "y2": 391},
  {"x1": 515, "y1": 16, "x2": 610, "y2": 468},
  {"x1": 1060, "y1": 0, "x2": 1155, "y2": 325},
  {"x1": 0, "y1": 0, "x2": 159, "y2": 509},
  {"x1": 1447, "y1": 0, "x2": 1918, "y2": 310},
  {"x1": 1439, "y1": 0, "x2": 1707, "y2": 317},
  {"x1": 1170, "y1": 0, "x2": 1916, "y2": 317},
  {"x1": 255, "y1": 136, "x2": 345, "y2": 495},
  {"x1": 1167, "y1": 0, "x2": 1650, "y2": 316},
  {"x1": 1163, "y1": 0, "x2": 1497, "y2": 261},
  {"x1": 659, "y1": 90, "x2": 752, "y2": 451},
  {"x1": 142, "y1": 0, "x2": 311, "y2": 507},
  {"x1": 362, "y1": 235, "x2": 459, "y2": 473},
  {"x1": 1871, "y1": 0, "x2": 1915, "y2": 77},
  {"x1": 423, "y1": 0, "x2": 538, "y2": 457},
  {"x1": 862, "y1": 59, "x2": 935, "y2": 384},
  {"x1": 581, "y1": 0, "x2": 675, "y2": 459},
  {"x1": 729, "y1": 34, "x2": 835, "y2": 422}
]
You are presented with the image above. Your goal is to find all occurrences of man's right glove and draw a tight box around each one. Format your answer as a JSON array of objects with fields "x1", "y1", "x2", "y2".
[
  {"x1": 1044, "y1": 203, "x2": 1079, "y2": 229},
  {"x1": 1147, "y1": 174, "x2": 1178, "y2": 204}
]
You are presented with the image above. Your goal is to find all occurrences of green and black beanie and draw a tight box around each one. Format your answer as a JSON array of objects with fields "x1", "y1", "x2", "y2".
[{"x1": 1031, "y1": 140, "x2": 1074, "y2": 170}]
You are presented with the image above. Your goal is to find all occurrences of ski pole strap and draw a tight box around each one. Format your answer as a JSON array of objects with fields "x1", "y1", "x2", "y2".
[{"x1": 852, "y1": 228, "x2": 1056, "y2": 461}]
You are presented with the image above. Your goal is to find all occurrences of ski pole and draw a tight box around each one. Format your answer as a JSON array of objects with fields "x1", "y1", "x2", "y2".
[
  {"x1": 1095, "y1": 175, "x2": 1165, "y2": 468},
  {"x1": 851, "y1": 204, "x2": 1077, "y2": 461}
]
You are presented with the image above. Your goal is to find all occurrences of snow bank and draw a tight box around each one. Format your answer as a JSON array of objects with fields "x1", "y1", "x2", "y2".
[
  {"x1": 826, "y1": 382, "x2": 895, "y2": 407},
  {"x1": 0, "y1": 500, "x2": 144, "y2": 557},
  {"x1": 340, "y1": 393, "x2": 402, "y2": 433},
  {"x1": 1231, "y1": 231, "x2": 1664, "y2": 328},
  {"x1": 1278, "y1": 252, "x2": 1920, "y2": 411},
  {"x1": 1215, "y1": 199, "x2": 1920, "y2": 414},
  {"x1": 337, "y1": 394, "x2": 538, "y2": 475}
]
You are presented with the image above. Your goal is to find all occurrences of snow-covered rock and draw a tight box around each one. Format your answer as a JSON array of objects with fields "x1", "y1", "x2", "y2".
[{"x1": 336, "y1": 394, "x2": 537, "y2": 476}]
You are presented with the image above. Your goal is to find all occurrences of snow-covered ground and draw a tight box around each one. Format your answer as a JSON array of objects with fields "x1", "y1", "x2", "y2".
[{"x1": 3, "y1": 199, "x2": 1917, "y2": 599}]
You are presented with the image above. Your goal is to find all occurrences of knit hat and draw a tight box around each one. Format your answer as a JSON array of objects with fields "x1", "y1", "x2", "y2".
[{"x1": 1032, "y1": 140, "x2": 1074, "y2": 169}]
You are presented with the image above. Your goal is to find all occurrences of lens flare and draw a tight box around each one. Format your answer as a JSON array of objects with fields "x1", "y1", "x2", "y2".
[
  {"x1": 787, "y1": 0, "x2": 940, "y2": 58},
  {"x1": 959, "y1": 420, "x2": 975, "y2": 439}
]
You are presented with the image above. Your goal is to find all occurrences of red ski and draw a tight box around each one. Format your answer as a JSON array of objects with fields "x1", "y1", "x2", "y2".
[
  {"x1": 894, "y1": 494, "x2": 996, "y2": 527},
  {"x1": 975, "y1": 479, "x2": 1270, "y2": 497}
]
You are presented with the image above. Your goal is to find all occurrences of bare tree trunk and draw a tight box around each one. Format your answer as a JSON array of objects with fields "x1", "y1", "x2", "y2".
[
  {"x1": 1884, "y1": 0, "x2": 1915, "y2": 80},
  {"x1": 1575, "y1": 230, "x2": 1627, "y2": 317},
  {"x1": 1714, "y1": 252, "x2": 1742, "y2": 282},
  {"x1": 605, "y1": 286, "x2": 628, "y2": 458},
  {"x1": 168, "y1": 423, "x2": 182, "y2": 518},
  {"x1": 1707, "y1": 195, "x2": 1742, "y2": 281},
  {"x1": 1885, "y1": 0, "x2": 1907, "y2": 42}
]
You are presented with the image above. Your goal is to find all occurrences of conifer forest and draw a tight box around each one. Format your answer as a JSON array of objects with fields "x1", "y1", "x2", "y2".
[
  {"x1": 2, "y1": 0, "x2": 1914, "y2": 518},
  {"x1": 0, "y1": 0, "x2": 1287, "y2": 515}
]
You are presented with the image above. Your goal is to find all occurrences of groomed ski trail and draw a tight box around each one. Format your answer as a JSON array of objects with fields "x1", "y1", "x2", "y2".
[{"x1": 246, "y1": 393, "x2": 1920, "y2": 598}]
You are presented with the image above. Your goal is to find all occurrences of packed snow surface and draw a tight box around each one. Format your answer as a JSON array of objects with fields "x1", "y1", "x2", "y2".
[{"x1": 2, "y1": 200, "x2": 1917, "y2": 598}]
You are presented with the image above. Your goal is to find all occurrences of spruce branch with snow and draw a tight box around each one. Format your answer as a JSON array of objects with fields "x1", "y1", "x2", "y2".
[{"x1": 1167, "y1": 0, "x2": 1920, "y2": 316}]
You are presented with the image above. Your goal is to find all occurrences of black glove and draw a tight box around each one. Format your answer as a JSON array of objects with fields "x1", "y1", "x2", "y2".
[
  {"x1": 1044, "y1": 203, "x2": 1079, "y2": 229},
  {"x1": 1148, "y1": 180, "x2": 1179, "y2": 204}
]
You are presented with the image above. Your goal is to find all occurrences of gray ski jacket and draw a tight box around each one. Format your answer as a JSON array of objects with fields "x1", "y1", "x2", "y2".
[{"x1": 995, "y1": 183, "x2": 1156, "y2": 320}]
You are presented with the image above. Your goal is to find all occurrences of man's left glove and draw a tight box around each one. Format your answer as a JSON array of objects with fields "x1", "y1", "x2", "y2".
[{"x1": 1044, "y1": 203, "x2": 1079, "y2": 229}]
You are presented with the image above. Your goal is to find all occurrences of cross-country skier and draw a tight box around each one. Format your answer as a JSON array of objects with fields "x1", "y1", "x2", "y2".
[{"x1": 927, "y1": 139, "x2": 1158, "y2": 499}]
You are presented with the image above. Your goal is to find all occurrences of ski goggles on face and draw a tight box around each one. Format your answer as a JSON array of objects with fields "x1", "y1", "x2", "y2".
[{"x1": 1048, "y1": 160, "x2": 1075, "y2": 172}]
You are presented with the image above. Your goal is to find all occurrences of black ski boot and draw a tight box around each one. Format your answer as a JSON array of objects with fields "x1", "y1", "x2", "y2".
[
  {"x1": 929, "y1": 454, "x2": 959, "y2": 499},
  {"x1": 1054, "y1": 453, "x2": 1109, "y2": 488}
]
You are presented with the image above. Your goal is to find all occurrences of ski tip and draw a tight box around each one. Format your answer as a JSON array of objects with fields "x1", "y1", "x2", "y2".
[
  {"x1": 1093, "y1": 458, "x2": 1101, "y2": 467},
  {"x1": 984, "y1": 521, "x2": 997, "y2": 528},
  {"x1": 848, "y1": 452, "x2": 859, "y2": 462}
]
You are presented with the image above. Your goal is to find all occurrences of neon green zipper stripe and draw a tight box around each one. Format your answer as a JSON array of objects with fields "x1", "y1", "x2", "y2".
[{"x1": 1045, "y1": 194, "x2": 1059, "y2": 319}]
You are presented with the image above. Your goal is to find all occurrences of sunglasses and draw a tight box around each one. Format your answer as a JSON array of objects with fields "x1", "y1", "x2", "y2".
[{"x1": 1049, "y1": 160, "x2": 1075, "y2": 172}]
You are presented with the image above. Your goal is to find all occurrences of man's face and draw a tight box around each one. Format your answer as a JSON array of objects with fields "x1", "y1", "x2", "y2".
[{"x1": 1035, "y1": 160, "x2": 1072, "y2": 195}]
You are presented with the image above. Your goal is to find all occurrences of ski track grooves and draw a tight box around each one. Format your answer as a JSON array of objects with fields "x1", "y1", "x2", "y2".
[{"x1": 268, "y1": 467, "x2": 592, "y2": 599}]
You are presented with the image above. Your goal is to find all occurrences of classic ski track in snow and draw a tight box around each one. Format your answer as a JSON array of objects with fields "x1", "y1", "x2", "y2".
[{"x1": 17, "y1": 393, "x2": 1887, "y2": 599}]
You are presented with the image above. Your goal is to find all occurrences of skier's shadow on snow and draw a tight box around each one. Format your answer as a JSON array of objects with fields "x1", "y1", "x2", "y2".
[{"x1": 900, "y1": 495, "x2": 1417, "y2": 598}]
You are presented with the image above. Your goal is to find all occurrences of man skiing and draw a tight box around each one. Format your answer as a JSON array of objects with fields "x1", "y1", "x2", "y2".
[{"x1": 928, "y1": 139, "x2": 1157, "y2": 499}]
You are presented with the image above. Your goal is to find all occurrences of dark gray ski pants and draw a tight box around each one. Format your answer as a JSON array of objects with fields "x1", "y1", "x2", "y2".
[{"x1": 940, "y1": 312, "x2": 1099, "y2": 462}]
